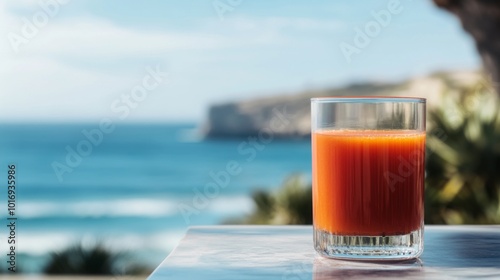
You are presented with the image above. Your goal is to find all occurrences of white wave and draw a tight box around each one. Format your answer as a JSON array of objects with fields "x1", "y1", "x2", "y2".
[
  {"x1": 17, "y1": 198, "x2": 178, "y2": 218},
  {"x1": 14, "y1": 195, "x2": 255, "y2": 219},
  {"x1": 17, "y1": 230, "x2": 186, "y2": 256},
  {"x1": 18, "y1": 232, "x2": 77, "y2": 255},
  {"x1": 13, "y1": 195, "x2": 255, "y2": 257},
  {"x1": 208, "y1": 196, "x2": 255, "y2": 215}
]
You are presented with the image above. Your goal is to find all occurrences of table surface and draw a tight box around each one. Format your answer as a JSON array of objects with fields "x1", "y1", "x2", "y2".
[{"x1": 148, "y1": 226, "x2": 500, "y2": 279}]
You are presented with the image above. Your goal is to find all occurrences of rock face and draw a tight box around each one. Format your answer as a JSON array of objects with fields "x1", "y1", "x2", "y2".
[
  {"x1": 202, "y1": 71, "x2": 480, "y2": 139},
  {"x1": 203, "y1": 94, "x2": 311, "y2": 138},
  {"x1": 434, "y1": 0, "x2": 500, "y2": 94}
]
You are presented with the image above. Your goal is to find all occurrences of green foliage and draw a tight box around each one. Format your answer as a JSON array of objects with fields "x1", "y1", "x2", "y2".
[
  {"x1": 425, "y1": 80, "x2": 500, "y2": 224},
  {"x1": 241, "y1": 174, "x2": 312, "y2": 225},
  {"x1": 43, "y1": 242, "x2": 151, "y2": 275}
]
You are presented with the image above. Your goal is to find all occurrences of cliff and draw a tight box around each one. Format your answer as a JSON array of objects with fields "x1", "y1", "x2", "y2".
[{"x1": 202, "y1": 71, "x2": 480, "y2": 139}]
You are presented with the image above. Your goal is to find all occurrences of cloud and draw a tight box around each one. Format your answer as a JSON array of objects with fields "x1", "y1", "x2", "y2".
[
  {"x1": 0, "y1": 2, "x2": 343, "y2": 122},
  {"x1": 199, "y1": 16, "x2": 343, "y2": 47},
  {"x1": 1, "y1": 3, "x2": 339, "y2": 61},
  {"x1": 6, "y1": 18, "x2": 232, "y2": 58},
  {"x1": 21, "y1": 19, "x2": 235, "y2": 58},
  {"x1": 229, "y1": 16, "x2": 343, "y2": 32},
  {"x1": 0, "y1": 3, "x2": 233, "y2": 122},
  {"x1": 3, "y1": 0, "x2": 44, "y2": 9}
]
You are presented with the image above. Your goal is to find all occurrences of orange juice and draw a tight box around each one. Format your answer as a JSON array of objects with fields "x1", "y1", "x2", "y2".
[{"x1": 312, "y1": 130, "x2": 425, "y2": 236}]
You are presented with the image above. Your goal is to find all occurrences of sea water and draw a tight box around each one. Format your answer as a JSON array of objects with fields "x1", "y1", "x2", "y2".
[{"x1": 0, "y1": 123, "x2": 311, "y2": 273}]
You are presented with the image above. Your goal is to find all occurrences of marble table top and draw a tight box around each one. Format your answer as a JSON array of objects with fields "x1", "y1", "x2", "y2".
[{"x1": 148, "y1": 226, "x2": 500, "y2": 279}]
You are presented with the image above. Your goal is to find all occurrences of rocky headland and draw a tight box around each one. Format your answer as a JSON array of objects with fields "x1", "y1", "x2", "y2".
[{"x1": 202, "y1": 71, "x2": 480, "y2": 139}]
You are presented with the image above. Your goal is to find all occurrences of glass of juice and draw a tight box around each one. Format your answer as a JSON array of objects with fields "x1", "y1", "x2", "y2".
[{"x1": 311, "y1": 97, "x2": 425, "y2": 260}]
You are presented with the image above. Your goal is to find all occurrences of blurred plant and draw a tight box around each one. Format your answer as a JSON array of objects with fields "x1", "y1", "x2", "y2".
[
  {"x1": 237, "y1": 174, "x2": 312, "y2": 225},
  {"x1": 43, "y1": 242, "x2": 151, "y2": 275},
  {"x1": 426, "y1": 79, "x2": 500, "y2": 224}
]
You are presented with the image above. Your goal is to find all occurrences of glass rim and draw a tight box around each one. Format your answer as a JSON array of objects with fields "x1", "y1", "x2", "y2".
[{"x1": 311, "y1": 96, "x2": 426, "y2": 103}]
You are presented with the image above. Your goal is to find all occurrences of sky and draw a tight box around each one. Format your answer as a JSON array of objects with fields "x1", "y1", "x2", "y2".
[{"x1": 0, "y1": 0, "x2": 479, "y2": 123}]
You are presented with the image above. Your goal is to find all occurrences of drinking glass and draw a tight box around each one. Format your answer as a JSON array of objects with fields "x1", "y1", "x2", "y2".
[{"x1": 311, "y1": 97, "x2": 425, "y2": 260}]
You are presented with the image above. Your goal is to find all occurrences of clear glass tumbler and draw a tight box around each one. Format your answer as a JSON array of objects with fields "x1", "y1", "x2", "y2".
[{"x1": 311, "y1": 97, "x2": 426, "y2": 260}]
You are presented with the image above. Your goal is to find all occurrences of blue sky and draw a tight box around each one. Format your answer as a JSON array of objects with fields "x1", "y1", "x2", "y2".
[{"x1": 0, "y1": 0, "x2": 479, "y2": 122}]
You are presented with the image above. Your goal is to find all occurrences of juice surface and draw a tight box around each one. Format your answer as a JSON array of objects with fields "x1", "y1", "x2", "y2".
[{"x1": 312, "y1": 130, "x2": 425, "y2": 236}]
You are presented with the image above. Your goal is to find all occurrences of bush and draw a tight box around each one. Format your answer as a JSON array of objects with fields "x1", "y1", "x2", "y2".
[
  {"x1": 44, "y1": 242, "x2": 151, "y2": 275},
  {"x1": 425, "y1": 79, "x2": 500, "y2": 224},
  {"x1": 237, "y1": 174, "x2": 312, "y2": 225}
]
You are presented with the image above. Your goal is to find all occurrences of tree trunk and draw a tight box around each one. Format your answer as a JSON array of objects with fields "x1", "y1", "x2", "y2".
[{"x1": 434, "y1": 0, "x2": 500, "y2": 94}]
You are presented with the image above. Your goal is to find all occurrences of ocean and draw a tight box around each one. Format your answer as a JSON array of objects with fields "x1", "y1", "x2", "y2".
[{"x1": 0, "y1": 123, "x2": 311, "y2": 273}]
